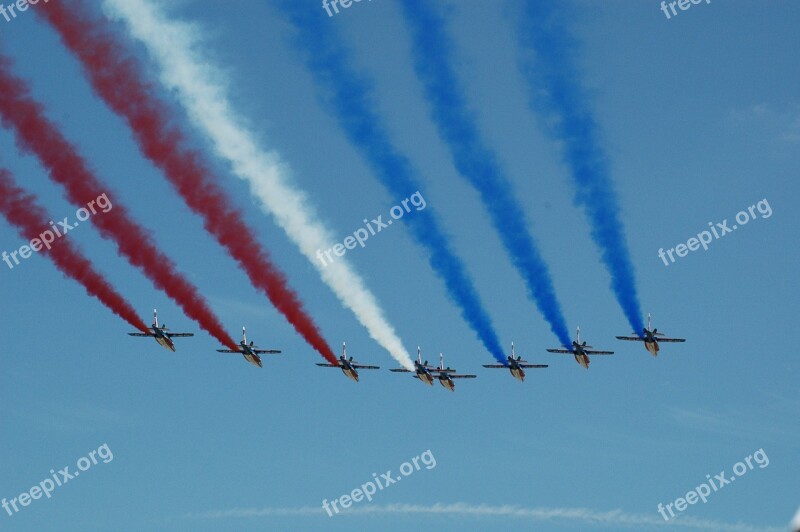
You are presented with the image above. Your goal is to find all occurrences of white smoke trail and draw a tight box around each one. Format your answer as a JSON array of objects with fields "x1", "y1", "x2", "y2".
[
  {"x1": 187, "y1": 502, "x2": 785, "y2": 531},
  {"x1": 103, "y1": 0, "x2": 413, "y2": 369}
]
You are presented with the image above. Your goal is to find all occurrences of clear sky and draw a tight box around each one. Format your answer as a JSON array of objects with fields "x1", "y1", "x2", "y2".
[{"x1": 0, "y1": 1, "x2": 797, "y2": 531}]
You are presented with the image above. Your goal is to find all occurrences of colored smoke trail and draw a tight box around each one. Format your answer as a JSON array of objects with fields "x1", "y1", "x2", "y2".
[
  {"x1": 0, "y1": 54, "x2": 238, "y2": 351},
  {"x1": 400, "y1": 0, "x2": 572, "y2": 347},
  {"x1": 0, "y1": 168, "x2": 149, "y2": 334},
  {"x1": 277, "y1": 1, "x2": 506, "y2": 363},
  {"x1": 102, "y1": 0, "x2": 414, "y2": 369},
  {"x1": 513, "y1": 2, "x2": 645, "y2": 333},
  {"x1": 38, "y1": 1, "x2": 337, "y2": 364}
]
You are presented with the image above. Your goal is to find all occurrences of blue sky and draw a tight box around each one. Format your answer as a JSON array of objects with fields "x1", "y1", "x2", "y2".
[{"x1": 0, "y1": 1, "x2": 797, "y2": 530}]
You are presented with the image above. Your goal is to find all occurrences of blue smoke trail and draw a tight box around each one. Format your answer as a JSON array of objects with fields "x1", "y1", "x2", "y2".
[
  {"x1": 398, "y1": 0, "x2": 572, "y2": 347},
  {"x1": 277, "y1": 1, "x2": 506, "y2": 362},
  {"x1": 513, "y1": 2, "x2": 645, "y2": 334}
]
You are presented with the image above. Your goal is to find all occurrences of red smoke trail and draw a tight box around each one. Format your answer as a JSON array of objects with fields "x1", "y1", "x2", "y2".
[
  {"x1": 38, "y1": 2, "x2": 337, "y2": 363},
  {"x1": 0, "y1": 168, "x2": 149, "y2": 333},
  {"x1": 0, "y1": 55, "x2": 238, "y2": 352}
]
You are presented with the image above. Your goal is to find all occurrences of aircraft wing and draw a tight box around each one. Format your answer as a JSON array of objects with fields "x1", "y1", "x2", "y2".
[
  {"x1": 216, "y1": 349, "x2": 242, "y2": 354},
  {"x1": 657, "y1": 337, "x2": 686, "y2": 343},
  {"x1": 546, "y1": 348, "x2": 573, "y2": 354},
  {"x1": 352, "y1": 364, "x2": 380, "y2": 370},
  {"x1": 584, "y1": 349, "x2": 614, "y2": 355},
  {"x1": 450, "y1": 374, "x2": 477, "y2": 379},
  {"x1": 128, "y1": 333, "x2": 154, "y2": 337},
  {"x1": 519, "y1": 364, "x2": 549, "y2": 368},
  {"x1": 254, "y1": 349, "x2": 281, "y2": 354},
  {"x1": 316, "y1": 363, "x2": 338, "y2": 367},
  {"x1": 482, "y1": 364, "x2": 507, "y2": 368},
  {"x1": 389, "y1": 368, "x2": 412, "y2": 373},
  {"x1": 168, "y1": 333, "x2": 194, "y2": 338},
  {"x1": 615, "y1": 335, "x2": 645, "y2": 342}
]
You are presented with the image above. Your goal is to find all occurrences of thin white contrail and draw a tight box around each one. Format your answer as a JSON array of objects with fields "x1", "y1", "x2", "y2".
[
  {"x1": 187, "y1": 502, "x2": 785, "y2": 531},
  {"x1": 103, "y1": 0, "x2": 413, "y2": 369}
]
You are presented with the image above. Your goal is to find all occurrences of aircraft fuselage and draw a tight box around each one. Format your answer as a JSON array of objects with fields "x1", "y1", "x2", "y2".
[
  {"x1": 574, "y1": 351, "x2": 590, "y2": 369},
  {"x1": 238, "y1": 346, "x2": 263, "y2": 368},
  {"x1": 417, "y1": 369, "x2": 434, "y2": 386},
  {"x1": 645, "y1": 340, "x2": 659, "y2": 355},
  {"x1": 438, "y1": 374, "x2": 456, "y2": 391},
  {"x1": 642, "y1": 330, "x2": 660, "y2": 355},
  {"x1": 243, "y1": 352, "x2": 263, "y2": 368},
  {"x1": 153, "y1": 330, "x2": 176, "y2": 352},
  {"x1": 341, "y1": 364, "x2": 360, "y2": 382},
  {"x1": 509, "y1": 365, "x2": 526, "y2": 382}
]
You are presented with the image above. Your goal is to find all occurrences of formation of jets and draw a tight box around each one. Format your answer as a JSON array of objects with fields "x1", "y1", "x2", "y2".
[{"x1": 128, "y1": 311, "x2": 686, "y2": 391}]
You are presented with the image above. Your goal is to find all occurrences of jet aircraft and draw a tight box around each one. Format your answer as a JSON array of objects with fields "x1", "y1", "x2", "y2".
[
  {"x1": 316, "y1": 342, "x2": 380, "y2": 382},
  {"x1": 433, "y1": 353, "x2": 477, "y2": 392},
  {"x1": 616, "y1": 313, "x2": 686, "y2": 355},
  {"x1": 128, "y1": 309, "x2": 193, "y2": 352},
  {"x1": 389, "y1": 347, "x2": 439, "y2": 386},
  {"x1": 216, "y1": 327, "x2": 281, "y2": 368},
  {"x1": 482, "y1": 342, "x2": 548, "y2": 382},
  {"x1": 547, "y1": 327, "x2": 614, "y2": 369}
]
